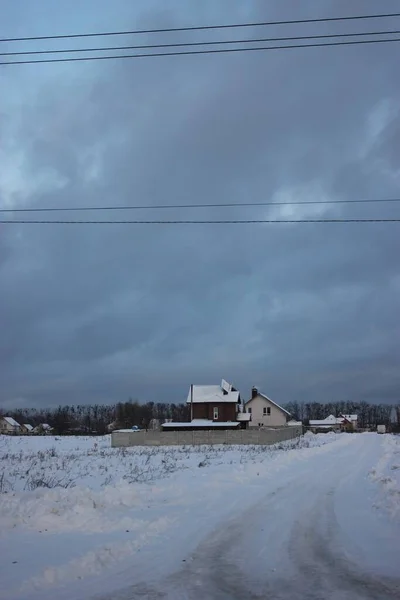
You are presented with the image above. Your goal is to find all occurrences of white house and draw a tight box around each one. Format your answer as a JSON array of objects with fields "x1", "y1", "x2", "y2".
[
  {"x1": 23, "y1": 424, "x2": 34, "y2": 434},
  {"x1": 309, "y1": 414, "x2": 357, "y2": 432},
  {"x1": 309, "y1": 414, "x2": 338, "y2": 431},
  {"x1": 33, "y1": 423, "x2": 53, "y2": 434},
  {"x1": 244, "y1": 387, "x2": 291, "y2": 427},
  {"x1": 0, "y1": 416, "x2": 22, "y2": 434}
]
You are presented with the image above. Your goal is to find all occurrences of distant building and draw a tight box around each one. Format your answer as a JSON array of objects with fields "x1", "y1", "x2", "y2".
[
  {"x1": 309, "y1": 414, "x2": 338, "y2": 432},
  {"x1": 309, "y1": 414, "x2": 357, "y2": 433},
  {"x1": 340, "y1": 414, "x2": 358, "y2": 429},
  {"x1": 33, "y1": 423, "x2": 53, "y2": 434},
  {"x1": 107, "y1": 421, "x2": 119, "y2": 432},
  {"x1": 0, "y1": 417, "x2": 22, "y2": 435},
  {"x1": 148, "y1": 419, "x2": 161, "y2": 431}
]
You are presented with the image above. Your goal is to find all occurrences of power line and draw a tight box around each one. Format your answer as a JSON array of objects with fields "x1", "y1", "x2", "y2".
[
  {"x1": 2, "y1": 36, "x2": 400, "y2": 66},
  {"x1": 1, "y1": 198, "x2": 400, "y2": 214},
  {"x1": 1, "y1": 12, "x2": 399, "y2": 43},
  {"x1": 1, "y1": 219, "x2": 400, "y2": 224},
  {"x1": 1, "y1": 29, "x2": 399, "y2": 57}
]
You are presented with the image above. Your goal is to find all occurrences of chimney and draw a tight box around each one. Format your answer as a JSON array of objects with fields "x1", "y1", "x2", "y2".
[{"x1": 251, "y1": 386, "x2": 258, "y2": 399}]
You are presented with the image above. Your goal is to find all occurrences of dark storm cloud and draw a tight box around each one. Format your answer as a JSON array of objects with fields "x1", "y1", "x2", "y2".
[{"x1": 1, "y1": 0, "x2": 399, "y2": 407}]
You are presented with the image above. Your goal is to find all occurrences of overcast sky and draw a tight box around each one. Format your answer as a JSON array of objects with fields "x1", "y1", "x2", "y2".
[{"x1": 1, "y1": 0, "x2": 399, "y2": 410}]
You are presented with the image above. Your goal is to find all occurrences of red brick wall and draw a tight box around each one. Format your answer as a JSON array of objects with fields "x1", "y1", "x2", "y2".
[{"x1": 192, "y1": 403, "x2": 237, "y2": 421}]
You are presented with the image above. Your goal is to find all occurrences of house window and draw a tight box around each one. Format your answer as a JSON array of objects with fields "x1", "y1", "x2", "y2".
[
  {"x1": 263, "y1": 407, "x2": 266, "y2": 415},
  {"x1": 263, "y1": 406, "x2": 271, "y2": 415},
  {"x1": 248, "y1": 407, "x2": 252, "y2": 414},
  {"x1": 213, "y1": 407, "x2": 219, "y2": 420}
]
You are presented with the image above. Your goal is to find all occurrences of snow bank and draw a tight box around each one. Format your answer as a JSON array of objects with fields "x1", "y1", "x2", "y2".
[{"x1": 369, "y1": 434, "x2": 400, "y2": 520}]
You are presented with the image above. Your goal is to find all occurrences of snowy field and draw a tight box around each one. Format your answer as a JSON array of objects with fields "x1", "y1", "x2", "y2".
[{"x1": 1, "y1": 432, "x2": 399, "y2": 600}]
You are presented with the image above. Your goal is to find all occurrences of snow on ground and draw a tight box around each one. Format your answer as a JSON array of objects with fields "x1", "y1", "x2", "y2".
[
  {"x1": 1, "y1": 432, "x2": 399, "y2": 600},
  {"x1": 369, "y1": 433, "x2": 400, "y2": 520},
  {"x1": 0, "y1": 432, "x2": 336, "y2": 534}
]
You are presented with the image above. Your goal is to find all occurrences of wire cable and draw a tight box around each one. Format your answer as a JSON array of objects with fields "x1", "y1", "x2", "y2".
[
  {"x1": 2, "y1": 36, "x2": 400, "y2": 66},
  {"x1": 1, "y1": 219, "x2": 400, "y2": 225},
  {"x1": 1, "y1": 198, "x2": 400, "y2": 213},
  {"x1": 1, "y1": 12, "x2": 399, "y2": 43},
  {"x1": 1, "y1": 29, "x2": 399, "y2": 57}
]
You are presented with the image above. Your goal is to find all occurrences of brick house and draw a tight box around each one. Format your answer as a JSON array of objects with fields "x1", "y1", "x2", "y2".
[
  {"x1": 188, "y1": 381, "x2": 241, "y2": 422},
  {"x1": 162, "y1": 380, "x2": 251, "y2": 431}
]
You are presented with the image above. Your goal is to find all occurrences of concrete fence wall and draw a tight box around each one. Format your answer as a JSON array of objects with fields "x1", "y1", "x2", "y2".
[{"x1": 111, "y1": 426, "x2": 303, "y2": 448}]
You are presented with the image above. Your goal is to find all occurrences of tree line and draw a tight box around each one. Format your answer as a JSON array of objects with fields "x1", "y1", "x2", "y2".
[
  {"x1": 1, "y1": 400, "x2": 190, "y2": 435},
  {"x1": 1, "y1": 399, "x2": 398, "y2": 435}
]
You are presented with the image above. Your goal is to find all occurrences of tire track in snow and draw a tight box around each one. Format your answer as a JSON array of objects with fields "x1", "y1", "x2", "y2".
[{"x1": 288, "y1": 486, "x2": 400, "y2": 600}]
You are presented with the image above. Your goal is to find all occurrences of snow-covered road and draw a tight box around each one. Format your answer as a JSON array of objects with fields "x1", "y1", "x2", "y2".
[
  {"x1": 1, "y1": 433, "x2": 399, "y2": 600},
  {"x1": 99, "y1": 434, "x2": 400, "y2": 600}
]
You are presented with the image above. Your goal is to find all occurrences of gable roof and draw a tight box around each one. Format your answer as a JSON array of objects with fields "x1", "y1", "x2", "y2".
[
  {"x1": 309, "y1": 414, "x2": 357, "y2": 427},
  {"x1": 3, "y1": 416, "x2": 21, "y2": 428},
  {"x1": 309, "y1": 414, "x2": 353, "y2": 426},
  {"x1": 186, "y1": 381, "x2": 240, "y2": 404},
  {"x1": 245, "y1": 392, "x2": 291, "y2": 417},
  {"x1": 24, "y1": 424, "x2": 34, "y2": 431},
  {"x1": 309, "y1": 414, "x2": 337, "y2": 425}
]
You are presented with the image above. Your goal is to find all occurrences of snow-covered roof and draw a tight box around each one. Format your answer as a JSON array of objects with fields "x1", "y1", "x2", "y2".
[
  {"x1": 113, "y1": 429, "x2": 143, "y2": 433},
  {"x1": 287, "y1": 420, "x2": 302, "y2": 426},
  {"x1": 310, "y1": 415, "x2": 355, "y2": 426},
  {"x1": 186, "y1": 381, "x2": 240, "y2": 404},
  {"x1": 309, "y1": 414, "x2": 357, "y2": 427},
  {"x1": 309, "y1": 415, "x2": 338, "y2": 426},
  {"x1": 23, "y1": 424, "x2": 34, "y2": 431},
  {"x1": 41, "y1": 423, "x2": 52, "y2": 430},
  {"x1": 245, "y1": 392, "x2": 291, "y2": 417},
  {"x1": 3, "y1": 416, "x2": 21, "y2": 428},
  {"x1": 162, "y1": 419, "x2": 240, "y2": 428}
]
